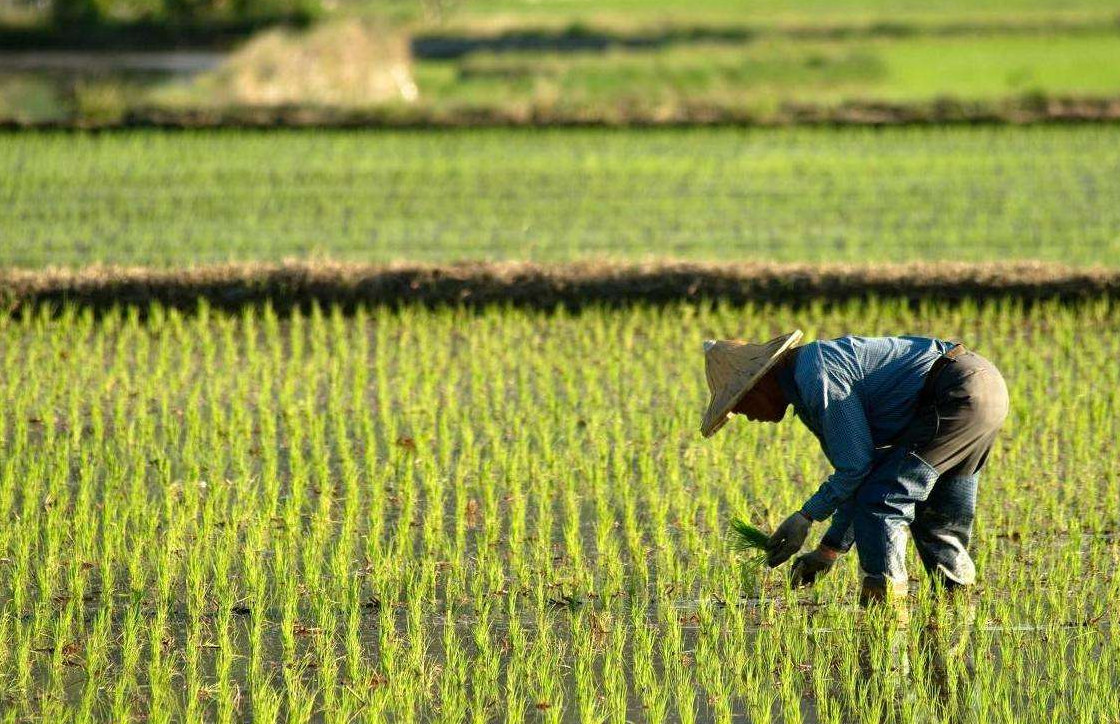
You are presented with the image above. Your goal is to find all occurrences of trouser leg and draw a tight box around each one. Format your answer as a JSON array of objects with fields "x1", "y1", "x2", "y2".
[
  {"x1": 853, "y1": 446, "x2": 941, "y2": 592},
  {"x1": 848, "y1": 442, "x2": 949, "y2": 691},
  {"x1": 869, "y1": 347, "x2": 1006, "y2": 592},
  {"x1": 911, "y1": 472, "x2": 979, "y2": 588}
]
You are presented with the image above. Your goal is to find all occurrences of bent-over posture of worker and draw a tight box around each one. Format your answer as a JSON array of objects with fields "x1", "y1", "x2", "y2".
[{"x1": 700, "y1": 331, "x2": 1009, "y2": 605}]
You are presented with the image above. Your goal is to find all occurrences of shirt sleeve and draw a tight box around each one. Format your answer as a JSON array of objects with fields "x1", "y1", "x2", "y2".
[{"x1": 797, "y1": 357, "x2": 876, "y2": 522}]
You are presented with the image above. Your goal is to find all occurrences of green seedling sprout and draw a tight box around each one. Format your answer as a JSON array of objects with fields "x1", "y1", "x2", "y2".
[
  {"x1": 729, "y1": 516, "x2": 771, "y2": 594},
  {"x1": 0, "y1": 297, "x2": 1114, "y2": 722},
  {"x1": 728, "y1": 517, "x2": 770, "y2": 555},
  {"x1": 3, "y1": 128, "x2": 1117, "y2": 268}
]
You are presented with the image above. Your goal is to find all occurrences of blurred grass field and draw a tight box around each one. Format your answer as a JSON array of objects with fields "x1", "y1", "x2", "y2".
[
  {"x1": 8, "y1": 30, "x2": 1120, "y2": 126},
  {"x1": 434, "y1": 0, "x2": 1120, "y2": 28},
  {"x1": 4, "y1": 0, "x2": 1120, "y2": 125},
  {"x1": 408, "y1": 31, "x2": 1120, "y2": 121},
  {"x1": 3, "y1": 125, "x2": 1119, "y2": 268}
]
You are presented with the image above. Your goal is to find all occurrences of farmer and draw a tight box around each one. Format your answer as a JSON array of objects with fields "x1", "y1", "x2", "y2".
[{"x1": 700, "y1": 331, "x2": 1009, "y2": 605}]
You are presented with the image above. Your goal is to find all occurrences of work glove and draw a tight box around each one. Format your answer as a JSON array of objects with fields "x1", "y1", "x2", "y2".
[
  {"x1": 790, "y1": 548, "x2": 837, "y2": 588},
  {"x1": 766, "y1": 511, "x2": 812, "y2": 567}
]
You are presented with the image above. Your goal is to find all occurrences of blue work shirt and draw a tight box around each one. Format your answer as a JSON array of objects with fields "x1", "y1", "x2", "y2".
[{"x1": 774, "y1": 335, "x2": 953, "y2": 521}]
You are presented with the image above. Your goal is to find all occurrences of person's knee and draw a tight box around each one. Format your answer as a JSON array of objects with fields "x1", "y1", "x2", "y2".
[
  {"x1": 912, "y1": 509, "x2": 973, "y2": 554},
  {"x1": 915, "y1": 503, "x2": 973, "y2": 535},
  {"x1": 856, "y1": 453, "x2": 939, "y2": 519},
  {"x1": 921, "y1": 477, "x2": 977, "y2": 529}
]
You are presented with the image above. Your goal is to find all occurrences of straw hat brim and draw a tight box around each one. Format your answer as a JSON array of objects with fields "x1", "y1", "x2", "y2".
[{"x1": 701, "y1": 331, "x2": 802, "y2": 438}]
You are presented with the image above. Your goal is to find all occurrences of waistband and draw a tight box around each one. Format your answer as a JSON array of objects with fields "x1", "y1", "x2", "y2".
[{"x1": 917, "y1": 342, "x2": 966, "y2": 407}]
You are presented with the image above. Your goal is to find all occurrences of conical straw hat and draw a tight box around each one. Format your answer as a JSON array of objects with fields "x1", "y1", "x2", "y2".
[{"x1": 700, "y1": 330, "x2": 802, "y2": 438}]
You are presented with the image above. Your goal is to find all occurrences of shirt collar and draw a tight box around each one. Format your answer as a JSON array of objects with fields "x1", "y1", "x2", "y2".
[{"x1": 775, "y1": 350, "x2": 806, "y2": 419}]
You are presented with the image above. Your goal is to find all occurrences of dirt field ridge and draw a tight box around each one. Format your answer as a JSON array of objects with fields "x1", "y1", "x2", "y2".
[{"x1": 2, "y1": 260, "x2": 1118, "y2": 314}]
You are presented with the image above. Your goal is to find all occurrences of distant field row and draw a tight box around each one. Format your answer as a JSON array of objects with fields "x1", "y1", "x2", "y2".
[
  {"x1": 407, "y1": 32, "x2": 1120, "y2": 123},
  {"x1": 5, "y1": 27, "x2": 1120, "y2": 126},
  {"x1": 441, "y1": 0, "x2": 1120, "y2": 29},
  {"x1": 2, "y1": 126, "x2": 1119, "y2": 268}
]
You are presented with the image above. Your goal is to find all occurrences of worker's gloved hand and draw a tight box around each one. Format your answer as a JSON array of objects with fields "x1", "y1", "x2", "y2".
[
  {"x1": 766, "y1": 511, "x2": 812, "y2": 567},
  {"x1": 790, "y1": 546, "x2": 840, "y2": 588}
]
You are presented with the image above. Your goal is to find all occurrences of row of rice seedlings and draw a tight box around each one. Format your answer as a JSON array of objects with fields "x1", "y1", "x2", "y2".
[
  {"x1": 6, "y1": 126, "x2": 1120, "y2": 267},
  {"x1": 0, "y1": 298, "x2": 1115, "y2": 720}
]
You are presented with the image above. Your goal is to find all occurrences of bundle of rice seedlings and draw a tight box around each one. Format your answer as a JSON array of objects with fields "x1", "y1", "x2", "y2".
[{"x1": 728, "y1": 517, "x2": 770, "y2": 555}]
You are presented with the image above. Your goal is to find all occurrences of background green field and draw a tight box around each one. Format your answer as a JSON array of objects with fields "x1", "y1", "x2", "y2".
[
  {"x1": 399, "y1": 32, "x2": 1120, "y2": 122},
  {"x1": 6, "y1": 0, "x2": 1120, "y2": 125},
  {"x1": 404, "y1": 0, "x2": 1120, "y2": 122},
  {"x1": 1, "y1": 300, "x2": 1115, "y2": 721},
  {"x1": 444, "y1": 0, "x2": 1120, "y2": 25},
  {"x1": 3, "y1": 1, "x2": 1118, "y2": 721},
  {"x1": 4, "y1": 125, "x2": 1120, "y2": 269}
]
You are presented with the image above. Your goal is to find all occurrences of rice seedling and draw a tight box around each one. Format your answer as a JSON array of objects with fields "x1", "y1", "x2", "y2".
[
  {"x1": 0, "y1": 298, "x2": 1114, "y2": 721},
  {"x1": 727, "y1": 517, "x2": 770, "y2": 555},
  {"x1": 3, "y1": 126, "x2": 1120, "y2": 267}
]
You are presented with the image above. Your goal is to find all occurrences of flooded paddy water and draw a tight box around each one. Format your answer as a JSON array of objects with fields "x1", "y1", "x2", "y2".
[{"x1": 0, "y1": 50, "x2": 224, "y2": 123}]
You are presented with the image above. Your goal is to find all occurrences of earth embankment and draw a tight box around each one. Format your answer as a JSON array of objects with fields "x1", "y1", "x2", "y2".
[{"x1": 3, "y1": 260, "x2": 1118, "y2": 315}]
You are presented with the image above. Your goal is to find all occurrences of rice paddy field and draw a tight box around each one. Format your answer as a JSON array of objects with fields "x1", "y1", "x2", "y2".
[
  {"x1": 445, "y1": 0, "x2": 1120, "y2": 27},
  {"x1": 413, "y1": 32, "x2": 1120, "y2": 114},
  {"x1": 6, "y1": 0, "x2": 1120, "y2": 126},
  {"x1": 1, "y1": 298, "x2": 1117, "y2": 722},
  {"x1": 4, "y1": 125, "x2": 1120, "y2": 268}
]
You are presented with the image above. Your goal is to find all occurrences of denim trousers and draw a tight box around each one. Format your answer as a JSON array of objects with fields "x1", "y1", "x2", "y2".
[{"x1": 821, "y1": 350, "x2": 1009, "y2": 588}]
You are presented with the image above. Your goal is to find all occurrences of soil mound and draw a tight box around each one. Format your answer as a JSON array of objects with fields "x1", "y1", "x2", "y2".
[{"x1": 194, "y1": 19, "x2": 417, "y2": 107}]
